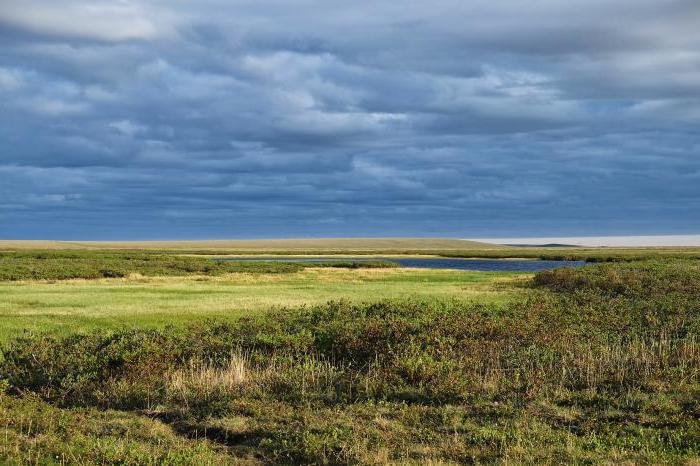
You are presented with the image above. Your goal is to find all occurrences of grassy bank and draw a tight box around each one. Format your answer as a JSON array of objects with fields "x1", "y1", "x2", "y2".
[
  {"x1": 1, "y1": 259, "x2": 699, "y2": 463},
  {"x1": 0, "y1": 250, "x2": 400, "y2": 281}
]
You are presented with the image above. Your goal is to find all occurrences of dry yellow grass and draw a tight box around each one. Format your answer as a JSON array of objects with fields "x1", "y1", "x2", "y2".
[
  {"x1": 167, "y1": 352, "x2": 347, "y2": 405},
  {"x1": 169, "y1": 354, "x2": 250, "y2": 401}
]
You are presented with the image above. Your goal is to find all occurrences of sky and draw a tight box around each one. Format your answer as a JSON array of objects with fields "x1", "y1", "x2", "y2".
[{"x1": 1, "y1": 0, "x2": 699, "y2": 240}]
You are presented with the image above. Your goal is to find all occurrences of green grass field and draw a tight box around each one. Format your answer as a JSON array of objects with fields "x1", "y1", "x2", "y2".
[
  {"x1": 0, "y1": 267, "x2": 522, "y2": 343},
  {"x1": 0, "y1": 245, "x2": 698, "y2": 464}
]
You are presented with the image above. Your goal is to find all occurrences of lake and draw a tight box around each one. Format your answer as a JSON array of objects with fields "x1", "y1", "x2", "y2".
[{"x1": 212, "y1": 257, "x2": 586, "y2": 272}]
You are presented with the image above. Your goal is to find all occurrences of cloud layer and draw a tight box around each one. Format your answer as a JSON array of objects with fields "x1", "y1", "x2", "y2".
[{"x1": 1, "y1": 0, "x2": 699, "y2": 239}]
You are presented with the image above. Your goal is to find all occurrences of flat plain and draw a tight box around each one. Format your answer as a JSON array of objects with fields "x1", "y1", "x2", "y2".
[{"x1": 0, "y1": 267, "x2": 522, "y2": 342}]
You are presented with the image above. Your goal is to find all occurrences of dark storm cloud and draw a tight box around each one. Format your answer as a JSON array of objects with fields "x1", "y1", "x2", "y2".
[{"x1": 1, "y1": 0, "x2": 699, "y2": 239}]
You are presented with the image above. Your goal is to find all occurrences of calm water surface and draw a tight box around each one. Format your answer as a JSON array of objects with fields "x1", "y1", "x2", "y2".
[{"x1": 212, "y1": 257, "x2": 586, "y2": 272}]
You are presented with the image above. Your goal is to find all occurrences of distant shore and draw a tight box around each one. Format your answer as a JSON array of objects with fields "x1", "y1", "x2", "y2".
[{"x1": 475, "y1": 234, "x2": 700, "y2": 247}]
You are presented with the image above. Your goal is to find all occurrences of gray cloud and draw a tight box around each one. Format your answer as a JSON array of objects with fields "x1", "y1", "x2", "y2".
[{"x1": 1, "y1": 0, "x2": 699, "y2": 239}]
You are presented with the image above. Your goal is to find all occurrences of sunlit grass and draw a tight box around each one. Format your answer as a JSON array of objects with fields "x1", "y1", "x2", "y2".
[{"x1": 0, "y1": 267, "x2": 524, "y2": 342}]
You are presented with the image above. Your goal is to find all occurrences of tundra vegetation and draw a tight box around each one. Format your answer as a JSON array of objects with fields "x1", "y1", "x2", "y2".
[{"x1": 0, "y1": 245, "x2": 698, "y2": 464}]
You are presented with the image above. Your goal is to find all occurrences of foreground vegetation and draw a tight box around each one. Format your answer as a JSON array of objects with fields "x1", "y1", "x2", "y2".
[{"x1": 1, "y1": 259, "x2": 698, "y2": 464}]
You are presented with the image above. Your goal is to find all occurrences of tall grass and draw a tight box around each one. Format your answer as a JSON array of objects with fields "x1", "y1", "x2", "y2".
[{"x1": 168, "y1": 353, "x2": 250, "y2": 404}]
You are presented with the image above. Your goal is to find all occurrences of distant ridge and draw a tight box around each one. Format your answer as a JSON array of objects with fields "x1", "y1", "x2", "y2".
[
  {"x1": 0, "y1": 238, "x2": 506, "y2": 250},
  {"x1": 505, "y1": 243, "x2": 580, "y2": 248}
]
